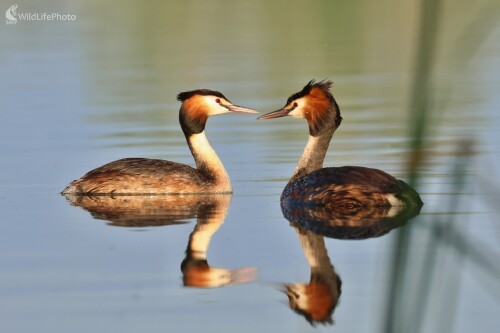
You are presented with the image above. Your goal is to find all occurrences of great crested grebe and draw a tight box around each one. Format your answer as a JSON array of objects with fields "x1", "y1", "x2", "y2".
[
  {"x1": 62, "y1": 89, "x2": 257, "y2": 195},
  {"x1": 258, "y1": 80, "x2": 423, "y2": 207}
]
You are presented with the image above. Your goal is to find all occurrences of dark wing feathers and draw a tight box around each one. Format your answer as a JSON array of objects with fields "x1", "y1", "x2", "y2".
[
  {"x1": 80, "y1": 158, "x2": 198, "y2": 178},
  {"x1": 282, "y1": 166, "x2": 423, "y2": 207},
  {"x1": 64, "y1": 158, "x2": 210, "y2": 194},
  {"x1": 301, "y1": 166, "x2": 404, "y2": 193}
]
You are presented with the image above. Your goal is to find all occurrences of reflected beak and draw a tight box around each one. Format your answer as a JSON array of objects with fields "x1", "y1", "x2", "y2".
[
  {"x1": 257, "y1": 108, "x2": 290, "y2": 120},
  {"x1": 225, "y1": 104, "x2": 259, "y2": 114},
  {"x1": 283, "y1": 284, "x2": 300, "y2": 299}
]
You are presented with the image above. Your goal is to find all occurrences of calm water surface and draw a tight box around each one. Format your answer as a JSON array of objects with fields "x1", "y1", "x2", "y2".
[{"x1": 1, "y1": 1, "x2": 499, "y2": 332}]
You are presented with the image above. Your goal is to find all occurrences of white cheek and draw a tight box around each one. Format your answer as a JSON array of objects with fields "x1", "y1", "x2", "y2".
[
  {"x1": 287, "y1": 97, "x2": 307, "y2": 118},
  {"x1": 207, "y1": 105, "x2": 229, "y2": 116},
  {"x1": 288, "y1": 107, "x2": 305, "y2": 118},
  {"x1": 289, "y1": 285, "x2": 309, "y2": 308},
  {"x1": 202, "y1": 96, "x2": 229, "y2": 116}
]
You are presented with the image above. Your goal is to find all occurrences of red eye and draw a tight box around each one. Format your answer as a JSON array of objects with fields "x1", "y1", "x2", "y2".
[
  {"x1": 215, "y1": 98, "x2": 221, "y2": 103},
  {"x1": 293, "y1": 102, "x2": 298, "y2": 107}
]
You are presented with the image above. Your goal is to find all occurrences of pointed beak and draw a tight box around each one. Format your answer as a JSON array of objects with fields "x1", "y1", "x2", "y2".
[
  {"x1": 257, "y1": 108, "x2": 290, "y2": 120},
  {"x1": 282, "y1": 284, "x2": 300, "y2": 299},
  {"x1": 225, "y1": 104, "x2": 259, "y2": 114}
]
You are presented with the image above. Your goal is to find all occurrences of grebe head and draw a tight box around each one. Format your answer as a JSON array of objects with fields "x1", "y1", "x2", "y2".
[
  {"x1": 258, "y1": 80, "x2": 342, "y2": 136},
  {"x1": 177, "y1": 89, "x2": 257, "y2": 135},
  {"x1": 284, "y1": 275, "x2": 341, "y2": 325}
]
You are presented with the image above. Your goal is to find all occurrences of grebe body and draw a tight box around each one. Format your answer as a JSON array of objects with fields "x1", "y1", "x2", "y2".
[
  {"x1": 62, "y1": 90, "x2": 257, "y2": 195},
  {"x1": 282, "y1": 166, "x2": 422, "y2": 208},
  {"x1": 259, "y1": 80, "x2": 422, "y2": 207}
]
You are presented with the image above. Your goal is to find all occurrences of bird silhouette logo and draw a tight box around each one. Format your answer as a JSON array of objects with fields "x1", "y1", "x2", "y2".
[{"x1": 5, "y1": 4, "x2": 18, "y2": 24}]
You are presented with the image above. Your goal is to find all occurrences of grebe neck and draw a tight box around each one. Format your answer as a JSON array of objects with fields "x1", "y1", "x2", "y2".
[
  {"x1": 187, "y1": 131, "x2": 231, "y2": 190},
  {"x1": 295, "y1": 228, "x2": 335, "y2": 278},
  {"x1": 186, "y1": 206, "x2": 226, "y2": 260},
  {"x1": 290, "y1": 126, "x2": 334, "y2": 183}
]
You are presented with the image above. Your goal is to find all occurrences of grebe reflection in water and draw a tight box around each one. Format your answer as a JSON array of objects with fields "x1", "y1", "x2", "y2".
[
  {"x1": 258, "y1": 80, "x2": 423, "y2": 208},
  {"x1": 64, "y1": 193, "x2": 222, "y2": 228},
  {"x1": 65, "y1": 194, "x2": 257, "y2": 288},
  {"x1": 282, "y1": 227, "x2": 342, "y2": 326},
  {"x1": 281, "y1": 194, "x2": 422, "y2": 239},
  {"x1": 279, "y1": 196, "x2": 420, "y2": 325},
  {"x1": 62, "y1": 90, "x2": 257, "y2": 195},
  {"x1": 180, "y1": 195, "x2": 257, "y2": 288}
]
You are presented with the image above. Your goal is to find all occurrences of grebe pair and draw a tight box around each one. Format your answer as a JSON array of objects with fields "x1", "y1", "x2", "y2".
[{"x1": 62, "y1": 81, "x2": 422, "y2": 207}]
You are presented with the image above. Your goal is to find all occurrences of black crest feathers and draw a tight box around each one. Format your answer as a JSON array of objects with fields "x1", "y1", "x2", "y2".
[
  {"x1": 286, "y1": 79, "x2": 334, "y2": 105},
  {"x1": 177, "y1": 89, "x2": 228, "y2": 102}
]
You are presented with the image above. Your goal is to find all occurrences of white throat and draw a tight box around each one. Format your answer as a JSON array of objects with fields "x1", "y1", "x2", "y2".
[{"x1": 188, "y1": 131, "x2": 231, "y2": 190}]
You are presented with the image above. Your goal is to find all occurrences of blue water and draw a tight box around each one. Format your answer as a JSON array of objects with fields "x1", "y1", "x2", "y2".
[{"x1": 1, "y1": 1, "x2": 499, "y2": 332}]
